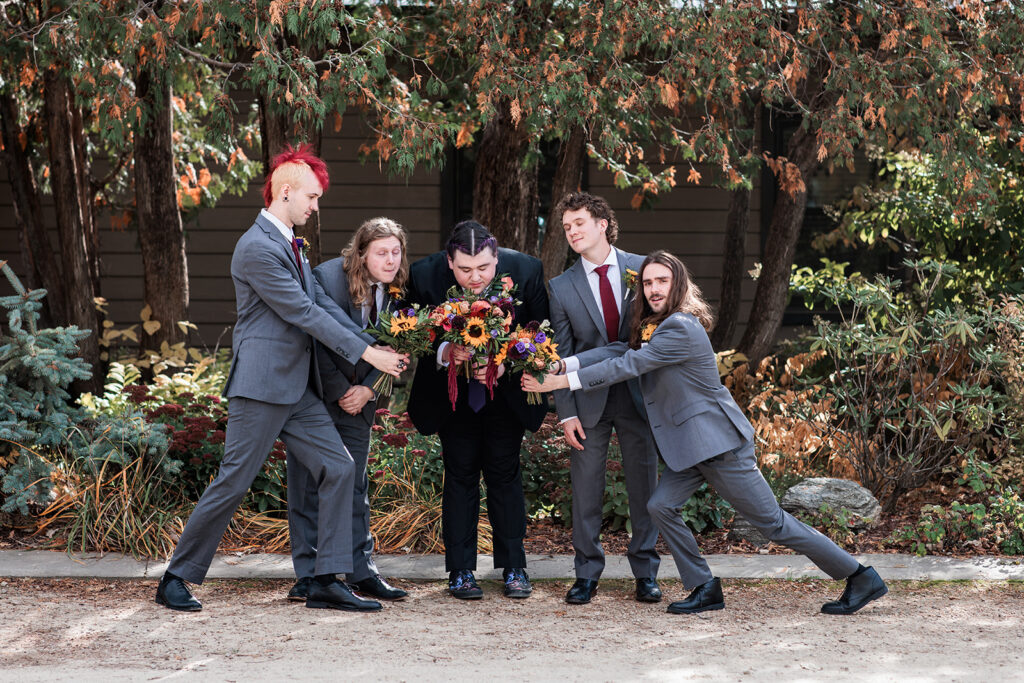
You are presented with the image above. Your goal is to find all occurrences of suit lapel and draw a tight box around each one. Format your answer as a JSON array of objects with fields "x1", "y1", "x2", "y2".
[
  {"x1": 615, "y1": 248, "x2": 635, "y2": 339},
  {"x1": 255, "y1": 214, "x2": 305, "y2": 287},
  {"x1": 569, "y1": 258, "x2": 611, "y2": 343}
]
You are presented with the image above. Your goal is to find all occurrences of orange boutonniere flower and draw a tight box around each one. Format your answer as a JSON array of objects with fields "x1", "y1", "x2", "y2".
[
  {"x1": 388, "y1": 285, "x2": 403, "y2": 300},
  {"x1": 640, "y1": 323, "x2": 657, "y2": 342},
  {"x1": 623, "y1": 268, "x2": 639, "y2": 291}
]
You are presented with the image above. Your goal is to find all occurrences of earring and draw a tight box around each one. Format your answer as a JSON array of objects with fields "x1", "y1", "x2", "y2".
[{"x1": 283, "y1": 195, "x2": 289, "y2": 202}]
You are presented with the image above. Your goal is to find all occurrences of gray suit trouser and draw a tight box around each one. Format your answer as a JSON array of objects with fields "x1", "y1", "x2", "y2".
[
  {"x1": 167, "y1": 386, "x2": 355, "y2": 583},
  {"x1": 571, "y1": 383, "x2": 660, "y2": 580},
  {"x1": 647, "y1": 440, "x2": 860, "y2": 589},
  {"x1": 288, "y1": 402, "x2": 377, "y2": 581}
]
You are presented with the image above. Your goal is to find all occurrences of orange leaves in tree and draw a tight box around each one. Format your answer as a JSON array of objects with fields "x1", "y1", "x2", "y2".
[
  {"x1": 509, "y1": 98, "x2": 522, "y2": 128},
  {"x1": 658, "y1": 80, "x2": 679, "y2": 109},
  {"x1": 456, "y1": 121, "x2": 474, "y2": 148},
  {"x1": 686, "y1": 167, "x2": 702, "y2": 185}
]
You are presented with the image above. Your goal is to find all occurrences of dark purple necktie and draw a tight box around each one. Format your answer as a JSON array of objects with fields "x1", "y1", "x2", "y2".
[
  {"x1": 595, "y1": 264, "x2": 619, "y2": 342},
  {"x1": 368, "y1": 284, "x2": 379, "y2": 325},
  {"x1": 468, "y1": 379, "x2": 486, "y2": 413},
  {"x1": 291, "y1": 238, "x2": 305, "y2": 285}
]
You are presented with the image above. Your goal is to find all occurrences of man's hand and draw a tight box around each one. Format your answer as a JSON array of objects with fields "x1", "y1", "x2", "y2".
[
  {"x1": 562, "y1": 417, "x2": 586, "y2": 451},
  {"x1": 472, "y1": 362, "x2": 505, "y2": 383},
  {"x1": 522, "y1": 373, "x2": 569, "y2": 393},
  {"x1": 447, "y1": 343, "x2": 472, "y2": 366},
  {"x1": 362, "y1": 345, "x2": 409, "y2": 376},
  {"x1": 338, "y1": 385, "x2": 374, "y2": 415}
]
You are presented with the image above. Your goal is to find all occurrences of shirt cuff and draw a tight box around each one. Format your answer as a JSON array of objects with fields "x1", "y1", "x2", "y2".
[
  {"x1": 564, "y1": 356, "x2": 580, "y2": 373},
  {"x1": 567, "y1": 371, "x2": 582, "y2": 391},
  {"x1": 558, "y1": 415, "x2": 578, "y2": 425},
  {"x1": 436, "y1": 342, "x2": 450, "y2": 368}
]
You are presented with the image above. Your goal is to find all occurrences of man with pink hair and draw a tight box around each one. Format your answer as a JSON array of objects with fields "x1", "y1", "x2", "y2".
[{"x1": 156, "y1": 145, "x2": 408, "y2": 614}]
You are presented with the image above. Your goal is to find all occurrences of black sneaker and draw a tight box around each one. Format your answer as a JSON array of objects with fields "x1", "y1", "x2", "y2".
[
  {"x1": 502, "y1": 568, "x2": 532, "y2": 599},
  {"x1": 448, "y1": 569, "x2": 483, "y2": 599}
]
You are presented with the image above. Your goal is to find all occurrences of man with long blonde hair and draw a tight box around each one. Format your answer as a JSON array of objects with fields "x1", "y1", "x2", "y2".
[{"x1": 287, "y1": 217, "x2": 411, "y2": 603}]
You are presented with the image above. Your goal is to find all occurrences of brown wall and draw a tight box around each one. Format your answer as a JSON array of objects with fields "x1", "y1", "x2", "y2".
[{"x1": 0, "y1": 117, "x2": 759, "y2": 351}]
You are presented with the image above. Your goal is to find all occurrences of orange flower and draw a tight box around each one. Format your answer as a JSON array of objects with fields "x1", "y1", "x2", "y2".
[
  {"x1": 493, "y1": 342, "x2": 508, "y2": 366},
  {"x1": 469, "y1": 299, "x2": 492, "y2": 316},
  {"x1": 390, "y1": 315, "x2": 417, "y2": 335},
  {"x1": 641, "y1": 323, "x2": 657, "y2": 342}
]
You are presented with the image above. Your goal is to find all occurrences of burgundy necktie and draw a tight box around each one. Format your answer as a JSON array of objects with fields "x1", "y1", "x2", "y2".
[
  {"x1": 291, "y1": 238, "x2": 305, "y2": 285},
  {"x1": 368, "y1": 284, "x2": 379, "y2": 325},
  {"x1": 594, "y1": 264, "x2": 619, "y2": 343}
]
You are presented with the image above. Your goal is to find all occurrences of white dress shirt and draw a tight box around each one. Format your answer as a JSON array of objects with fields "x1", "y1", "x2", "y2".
[
  {"x1": 362, "y1": 282, "x2": 386, "y2": 325},
  {"x1": 561, "y1": 249, "x2": 622, "y2": 404}
]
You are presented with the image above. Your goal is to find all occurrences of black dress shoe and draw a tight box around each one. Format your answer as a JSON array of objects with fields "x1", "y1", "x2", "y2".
[
  {"x1": 667, "y1": 577, "x2": 724, "y2": 614},
  {"x1": 307, "y1": 579, "x2": 382, "y2": 612},
  {"x1": 821, "y1": 566, "x2": 888, "y2": 615},
  {"x1": 565, "y1": 578, "x2": 598, "y2": 604},
  {"x1": 288, "y1": 576, "x2": 313, "y2": 602},
  {"x1": 502, "y1": 568, "x2": 532, "y2": 599},
  {"x1": 448, "y1": 570, "x2": 483, "y2": 600},
  {"x1": 635, "y1": 577, "x2": 662, "y2": 603},
  {"x1": 348, "y1": 574, "x2": 408, "y2": 601},
  {"x1": 155, "y1": 573, "x2": 202, "y2": 612}
]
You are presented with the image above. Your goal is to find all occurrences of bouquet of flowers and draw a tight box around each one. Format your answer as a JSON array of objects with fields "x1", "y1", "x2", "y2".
[
  {"x1": 363, "y1": 303, "x2": 435, "y2": 396},
  {"x1": 501, "y1": 320, "x2": 560, "y2": 405},
  {"x1": 430, "y1": 275, "x2": 519, "y2": 409}
]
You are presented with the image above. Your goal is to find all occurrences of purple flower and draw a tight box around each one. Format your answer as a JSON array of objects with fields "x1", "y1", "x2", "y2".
[
  {"x1": 535, "y1": 331, "x2": 546, "y2": 343},
  {"x1": 515, "y1": 341, "x2": 528, "y2": 353},
  {"x1": 489, "y1": 296, "x2": 499, "y2": 303},
  {"x1": 490, "y1": 329, "x2": 499, "y2": 337},
  {"x1": 527, "y1": 343, "x2": 536, "y2": 353},
  {"x1": 405, "y1": 308, "x2": 415, "y2": 317}
]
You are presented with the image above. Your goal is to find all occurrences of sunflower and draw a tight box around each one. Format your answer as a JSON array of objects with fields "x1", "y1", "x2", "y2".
[
  {"x1": 388, "y1": 285, "x2": 404, "y2": 299},
  {"x1": 640, "y1": 323, "x2": 657, "y2": 342},
  {"x1": 461, "y1": 316, "x2": 488, "y2": 347},
  {"x1": 389, "y1": 315, "x2": 417, "y2": 335}
]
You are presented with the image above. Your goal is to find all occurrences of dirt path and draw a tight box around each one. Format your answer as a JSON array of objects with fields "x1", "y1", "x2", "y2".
[{"x1": 2, "y1": 578, "x2": 1021, "y2": 681}]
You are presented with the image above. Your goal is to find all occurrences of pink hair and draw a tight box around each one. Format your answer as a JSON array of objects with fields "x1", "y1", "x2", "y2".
[{"x1": 262, "y1": 143, "x2": 330, "y2": 207}]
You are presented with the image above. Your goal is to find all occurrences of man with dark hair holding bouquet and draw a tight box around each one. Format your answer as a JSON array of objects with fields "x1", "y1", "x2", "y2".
[{"x1": 406, "y1": 220, "x2": 549, "y2": 600}]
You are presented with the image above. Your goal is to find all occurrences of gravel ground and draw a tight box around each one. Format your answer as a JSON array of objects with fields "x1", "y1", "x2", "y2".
[{"x1": 1, "y1": 578, "x2": 1021, "y2": 682}]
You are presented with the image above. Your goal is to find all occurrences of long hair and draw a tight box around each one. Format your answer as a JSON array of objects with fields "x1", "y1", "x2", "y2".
[
  {"x1": 628, "y1": 251, "x2": 714, "y2": 348},
  {"x1": 341, "y1": 217, "x2": 409, "y2": 306},
  {"x1": 262, "y1": 143, "x2": 330, "y2": 207}
]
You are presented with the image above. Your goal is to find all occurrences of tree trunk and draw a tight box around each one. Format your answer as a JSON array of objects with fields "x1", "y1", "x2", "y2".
[
  {"x1": 0, "y1": 91, "x2": 67, "y2": 325},
  {"x1": 43, "y1": 68, "x2": 100, "y2": 393},
  {"x1": 135, "y1": 65, "x2": 189, "y2": 354},
  {"x1": 709, "y1": 186, "x2": 750, "y2": 351},
  {"x1": 540, "y1": 125, "x2": 587, "y2": 280},
  {"x1": 259, "y1": 95, "x2": 323, "y2": 264},
  {"x1": 72, "y1": 102, "x2": 101, "y2": 296},
  {"x1": 472, "y1": 98, "x2": 538, "y2": 254},
  {"x1": 737, "y1": 123, "x2": 820, "y2": 364}
]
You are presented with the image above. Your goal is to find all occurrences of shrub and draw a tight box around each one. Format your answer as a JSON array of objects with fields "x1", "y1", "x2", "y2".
[
  {"x1": 894, "y1": 489, "x2": 1024, "y2": 556},
  {"x1": 797, "y1": 261, "x2": 1024, "y2": 511},
  {"x1": 0, "y1": 262, "x2": 91, "y2": 513}
]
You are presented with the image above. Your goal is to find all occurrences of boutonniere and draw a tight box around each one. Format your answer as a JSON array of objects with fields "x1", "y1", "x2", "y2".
[
  {"x1": 640, "y1": 322, "x2": 657, "y2": 343},
  {"x1": 388, "y1": 285, "x2": 404, "y2": 300},
  {"x1": 294, "y1": 236, "x2": 310, "y2": 260},
  {"x1": 623, "y1": 268, "x2": 639, "y2": 291},
  {"x1": 499, "y1": 275, "x2": 515, "y2": 296}
]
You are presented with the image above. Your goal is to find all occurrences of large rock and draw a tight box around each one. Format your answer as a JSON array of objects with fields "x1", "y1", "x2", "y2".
[
  {"x1": 728, "y1": 516, "x2": 770, "y2": 546},
  {"x1": 780, "y1": 478, "x2": 881, "y2": 530}
]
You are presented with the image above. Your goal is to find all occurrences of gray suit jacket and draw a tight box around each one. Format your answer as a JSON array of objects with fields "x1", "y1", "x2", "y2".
[
  {"x1": 222, "y1": 214, "x2": 369, "y2": 405},
  {"x1": 575, "y1": 312, "x2": 754, "y2": 471},
  {"x1": 549, "y1": 248, "x2": 644, "y2": 427},
  {"x1": 312, "y1": 257, "x2": 382, "y2": 427}
]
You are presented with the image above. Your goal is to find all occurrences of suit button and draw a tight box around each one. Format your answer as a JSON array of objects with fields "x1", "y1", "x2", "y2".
[
  {"x1": 653, "y1": 424, "x2": 661, "y2": 428},
  {"x1": 305, "y1": 346, "x2": 310, "y2": 353}
]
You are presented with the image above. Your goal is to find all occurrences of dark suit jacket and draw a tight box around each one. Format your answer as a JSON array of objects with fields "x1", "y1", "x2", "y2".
[
  {"x1": 405, "y1": 248, "x2": 549, "y2": 435},
  {"x1": 312, "y1": 257, "x2": 385, "y2": 427}
]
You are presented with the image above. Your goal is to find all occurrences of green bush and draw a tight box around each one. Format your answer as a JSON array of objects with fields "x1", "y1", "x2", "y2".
[
  {"x1": 796, "y1": 260, "x2": 1024, "y2": 511},
  {"x1": 0, "y1": 263, "x2": 92, "y2": 513},
  {"x1": 894, "y1": 489, "x2": 1024, "y2": 556}
]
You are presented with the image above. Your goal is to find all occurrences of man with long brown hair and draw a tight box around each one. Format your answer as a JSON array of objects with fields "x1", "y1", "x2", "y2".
[
  {"x1": 546, "y1": 192, "x2": 661, "y2": 605},
  {"x1": 286, "y1": 217, "x2": 411, "y2": 604},
  {"x1": 526, "y1": 251, "x2": 888, "y2": 616}
]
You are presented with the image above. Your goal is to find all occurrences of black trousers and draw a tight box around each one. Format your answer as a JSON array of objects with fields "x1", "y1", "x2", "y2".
[{"x1": 437, "y1": 397, "x2": 527, "y2": 571}]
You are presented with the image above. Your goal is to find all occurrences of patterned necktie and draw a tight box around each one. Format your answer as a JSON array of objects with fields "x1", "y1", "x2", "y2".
[
  {"x1": 368, "y1": 284, "x2": 379, "y2": 325},
  {"x1": 594, "y1": 264, "x2": 620, "y2": 342},
  {"x1": 291, "y1": 238, "x2": 305, "y2": 285}
]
